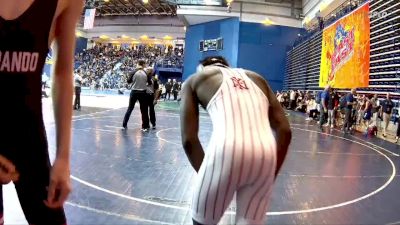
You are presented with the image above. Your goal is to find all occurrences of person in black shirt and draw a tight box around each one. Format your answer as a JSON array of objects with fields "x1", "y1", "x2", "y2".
[
  {"x1": 343, "y1": 89, "x2": 357, "y2": 133},
  {"x1": 381, "y1": 93, "x2": 394, "y2": 137},
  {"x1": 146, "y1": 69, "x2": 160, "y2": 129},
  {"x1": 165, "y1": 79, "x2": 173, "y2": 100},
  {"x1": 327, "y1": 89, "x2": 339, "y2": 128},
  {"x1": 172, "y1": 79, "x2": 180, "y2": 100}
]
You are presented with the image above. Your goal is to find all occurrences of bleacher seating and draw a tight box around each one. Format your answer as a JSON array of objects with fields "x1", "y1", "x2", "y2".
[
  {"x1": 75, "y1": 44, "x2": 184, "y2": 90},
  {"x1": 284, "y1": 0, "x2": 400, "y2": 95},
  {"x1": 284, "y1": 32, "x2": 322, "y2": 91}
]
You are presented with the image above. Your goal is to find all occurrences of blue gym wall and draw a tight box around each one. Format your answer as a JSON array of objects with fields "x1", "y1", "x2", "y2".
[
  {"x1": 183, "y1": 18, "x2": 240, "y2": 80},
  {"x1": 76, "y1": 37, "x2": 88, "y2": 54},
  {"x1": 43, "y1": 37, "x2": 88, "y2": 77},
  {"x1": 237, "y1": 22, "x2": 304, "y2": 91},
  {"x1": 183, "y1": 19, "x2": 304, "y2": 91}
]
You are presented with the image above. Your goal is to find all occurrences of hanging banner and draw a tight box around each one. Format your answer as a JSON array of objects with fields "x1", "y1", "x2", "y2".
[
  {"x1": 84, "y1": 9, "x2": 96, "y2": 30},
  {"x1": 319, "y1": 2, "x2": 370, "y2": 89}
]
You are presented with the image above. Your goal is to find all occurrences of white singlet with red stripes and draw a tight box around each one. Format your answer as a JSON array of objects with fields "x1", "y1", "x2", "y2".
[{"x1": 191, "y1": 66, "x2": 277, "y2": 225}]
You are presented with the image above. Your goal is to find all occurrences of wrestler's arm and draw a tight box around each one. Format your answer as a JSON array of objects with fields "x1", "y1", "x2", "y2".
[{"x1": 46, "y1": 0, "x2": 84, "y2": 208}]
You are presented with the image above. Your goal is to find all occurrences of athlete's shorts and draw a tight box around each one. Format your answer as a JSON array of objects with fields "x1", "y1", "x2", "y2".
[
  {"x1": 0, "y1": 121, "x2": 66, "y2": 225},
  {"x1": 191, "y1": 144, "x2": 276, "y2": 225}
]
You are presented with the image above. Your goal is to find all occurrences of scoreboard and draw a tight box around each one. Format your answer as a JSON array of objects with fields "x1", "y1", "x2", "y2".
[{"x1": 199, "y1": 38, "x2": 223, "y2": 52}]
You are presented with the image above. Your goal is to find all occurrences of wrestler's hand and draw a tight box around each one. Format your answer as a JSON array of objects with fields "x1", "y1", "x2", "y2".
[
  {"x1": 153, "y1": 100, "x2": 158, "y2": 106},
  {"x1": 0, "y1": 155, "x2": 19, "y2": 184},
  {"x1": 44, "y1": 159, "x2": 71, "y2": 209}
]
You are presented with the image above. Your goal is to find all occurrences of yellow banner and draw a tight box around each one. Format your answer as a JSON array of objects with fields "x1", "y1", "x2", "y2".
[{"x1": 319, "y1": 3, "x2": 370, "y2": 89}]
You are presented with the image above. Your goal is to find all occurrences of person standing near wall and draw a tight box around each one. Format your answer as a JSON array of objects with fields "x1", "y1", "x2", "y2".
[
  {"x1": 319, "y1": 85, "x2": 330, "y2": 130},
  {"x1": 381, "y1": 93, "x2": 394, "y2": 137},
  {"x1": 327, "y1": 89, "x2": 339, "y2": 128},
  {"x1": 370, "y1": 94, "x2": 380, "y2": 127},
  {"x1": 363, "y1": 95, "x2": 373, "y2": 132},
  {"x1": 343, "y1": 89, "x2": 357, "y2": 133}
]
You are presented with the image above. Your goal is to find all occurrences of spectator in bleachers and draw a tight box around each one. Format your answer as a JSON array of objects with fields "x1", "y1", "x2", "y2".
[
  {"x1": 74, "y1": 44, "x2": 184, "y2": 90},
  {"x1": 276, "y1": 92, "x2": 284, "y2": 107},
  {"x1": 305, "y1": 97, "x2": 318, "y2": 121},
  {"x1": 289, "y1": 90, "x2": 296, "y2": 110},
  {"x1": 295, "y1": 93, "x2": 307, "y2": 112}
]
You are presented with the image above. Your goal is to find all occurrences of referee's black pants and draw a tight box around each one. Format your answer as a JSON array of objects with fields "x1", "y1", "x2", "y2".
[
  {"x1": 147, "y1": 93, "x2": 156, "y2": 127},
  {"x1": 74, "y1": 86, "x2": 81, "y2": 109},
  {"x1": 123, "y1": 90, "x2": 149, "y2": 129}
]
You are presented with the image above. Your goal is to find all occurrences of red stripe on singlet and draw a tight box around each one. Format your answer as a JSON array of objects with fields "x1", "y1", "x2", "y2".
[
  {"x1": 239, "y1": 73, "x2": 255, "y2": 186},
  {"x1": 220, "y1": 71, "x2": 239, "y2": 216},
  {"x1": 196, "y1": 101, "x2": 217, "y2": 214},
  {"x1": 244, "y1": 81, "x2": 268, "y2": 218},
  {"x1": 236, "y1": 83, "x2": 246, "y2": 187},
  {"x1": 212, "y1": 87, "x2": 229, "y2": 219},
  {"x1": 253, "y1": 90, "x2": 274, "y2": 219},
  {"x1": 254, "y1": 160, "x2": 274, "y2": 220},
  {"x1": 214, "y1": 77, "x2": 237, "y2": 219},
  {"x1": 203, "y1": 90, "x2": 223, "y2": 218}
]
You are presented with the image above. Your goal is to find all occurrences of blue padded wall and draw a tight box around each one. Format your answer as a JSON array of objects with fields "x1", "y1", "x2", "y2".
[
  {"x1": 237, "y1": 22, "x2": 304, "y2": 91},
  {"x1": 183, "y1": 18, "x2": 240, "y2": 80}
]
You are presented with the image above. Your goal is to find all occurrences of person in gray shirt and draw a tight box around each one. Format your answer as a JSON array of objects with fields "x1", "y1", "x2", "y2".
[{"x1": 122, "y1": 60, "x2": 151, "y2": 131}]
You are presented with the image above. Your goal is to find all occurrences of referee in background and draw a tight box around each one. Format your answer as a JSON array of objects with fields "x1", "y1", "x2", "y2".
[
  {"x1": 122, "y1": 60, "x2": 150, "y2": 131},
  {"x1": 74, "y1": 70, "x2": 83, "y2": 110}
]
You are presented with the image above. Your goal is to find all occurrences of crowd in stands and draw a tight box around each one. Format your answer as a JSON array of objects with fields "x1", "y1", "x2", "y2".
[
  {"x1": 156, "y1": 46, "x2": 184, "y2": 68},
  {"x1": 277, "y1": 89, "x2": 400, "y2": 141},
  {"x1": 74, "y1": 44, "x2": 184, "y2": 90}
]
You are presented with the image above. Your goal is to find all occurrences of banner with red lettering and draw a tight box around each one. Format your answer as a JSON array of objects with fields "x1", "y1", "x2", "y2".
[{"x1": 319, "y1": 2, "x2": 370, "y2": 89}]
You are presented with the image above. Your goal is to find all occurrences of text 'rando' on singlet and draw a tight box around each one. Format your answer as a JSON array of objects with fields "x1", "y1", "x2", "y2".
[{"x1": 0, "y1": 0, "x2": 58, "y2": 148}]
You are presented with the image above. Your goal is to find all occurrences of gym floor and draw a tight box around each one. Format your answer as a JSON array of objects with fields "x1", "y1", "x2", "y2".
[{"x1": 4, "y1": 97, "x2": 400, "y2": 225}]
